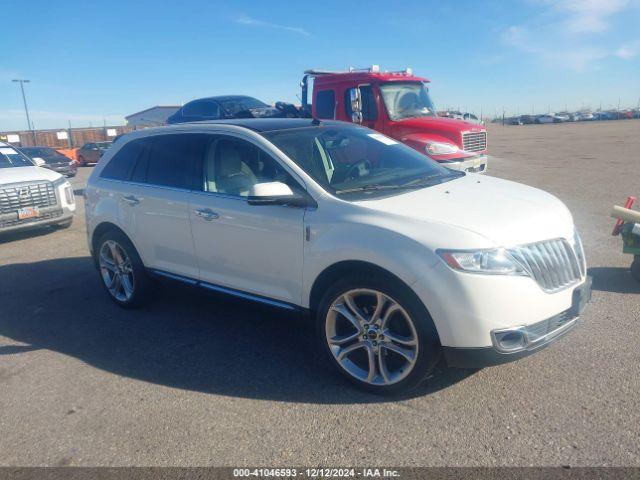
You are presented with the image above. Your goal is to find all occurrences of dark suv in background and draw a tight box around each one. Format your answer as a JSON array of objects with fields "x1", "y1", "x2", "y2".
[
  {"x1": 19, "y1": 146, "x2": 77, "y2": 177},
  {"x1": 166, "y1": 95, "x2": 297, "y2": 124},
  {"x1": 77, "y1": 141, "x2": 113, "y2": 166}
]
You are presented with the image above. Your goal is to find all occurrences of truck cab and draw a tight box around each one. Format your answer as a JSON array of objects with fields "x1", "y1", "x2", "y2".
[{"x1": 301, "y1": 66, "x2": 487, "y2": 173}]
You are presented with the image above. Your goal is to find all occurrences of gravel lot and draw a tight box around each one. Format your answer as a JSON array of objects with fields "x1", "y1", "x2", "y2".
[{"x1": 0, "y1": 120, "x2": 639, "y2": 466}]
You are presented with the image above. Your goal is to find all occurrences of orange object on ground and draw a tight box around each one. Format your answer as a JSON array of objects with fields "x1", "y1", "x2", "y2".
[{"x1": 612, "y1": 196, "x2": 636, "y2": 236}]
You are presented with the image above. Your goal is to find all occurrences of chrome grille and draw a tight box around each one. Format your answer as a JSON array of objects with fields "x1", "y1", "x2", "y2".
[
  {"x1": 525, "y1": 308, "x2": 575, "y2": 342},
  {"x1": 508, "y1": 238, "x2": 582, "y2": 293},
  {"x1": 0, "y1": 181, "x2": 57, "y2": 214},
  {"x1": 462, "y1": 131, "x2": 487, "y2": 152}
]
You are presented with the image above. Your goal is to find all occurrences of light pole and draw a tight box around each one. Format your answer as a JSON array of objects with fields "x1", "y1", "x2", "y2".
[{"x1": 12, "y1": 79, "x2": 36, "y2": 144}]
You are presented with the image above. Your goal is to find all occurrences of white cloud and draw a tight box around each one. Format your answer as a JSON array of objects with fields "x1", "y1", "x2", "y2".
[
  {"x1": 502, "y1": 1, "x2": 638, "y2": 70},
  {"x1": 236, "y1": 14, "x2": 311, "y2": 37},
  {"x1": 551, "y1": 0, "x2": 629, "y2": 33},
  {"x1": 615, "y1": 40, "x2": 640, "y2": 58}
]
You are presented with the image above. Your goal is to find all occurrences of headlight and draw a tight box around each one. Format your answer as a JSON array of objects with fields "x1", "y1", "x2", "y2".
[
  {"x1": 437, "y1": 248, "x2": 526, "y2": 275},
  {"x1": 52, "y1": 177, "x2": 74, "y2": 204},
  {"x1": 52, "y1": 177, "x2": 69, "y2": 188},
  {"x1": 425, "y1": 141, "x2": 459, "y2": 156}
]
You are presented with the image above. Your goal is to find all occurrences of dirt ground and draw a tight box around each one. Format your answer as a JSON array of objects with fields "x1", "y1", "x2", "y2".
[{"x1": 0, "y1": 119, "x2": 639, "y2": 466}]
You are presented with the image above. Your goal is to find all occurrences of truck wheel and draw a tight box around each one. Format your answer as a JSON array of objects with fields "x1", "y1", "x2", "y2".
[
  {"x1": 316, "y1": 274, "x2": 440, "y2": 395},
  {"x1": 631, "y1": 256, "x2": 640, "y2": 282},
  {"x1": 96, "y1": 230, "x2": 153, "y2": 308}
]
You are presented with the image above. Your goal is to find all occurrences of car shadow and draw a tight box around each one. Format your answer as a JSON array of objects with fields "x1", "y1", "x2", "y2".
[
  {"x1": 588, "y1": 266, "x2": 640, "y2": 294},
  {"x1": 0, "y1": 226, "x2": 58, "y2": 244},
  {"x1": 0, "y1": 257, "x2": 476, "y2": 404}
]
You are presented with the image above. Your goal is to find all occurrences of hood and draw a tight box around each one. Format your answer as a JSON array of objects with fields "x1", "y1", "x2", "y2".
[
  {"x1": 0, "y1": 166, "x2": 63, "y2": 185},
  {"x1": 391, "y1": 116, "x2": 484, "y2": 146},
  {"x1": 354, "y1": 174, "x2": 574, "y2": 248}
]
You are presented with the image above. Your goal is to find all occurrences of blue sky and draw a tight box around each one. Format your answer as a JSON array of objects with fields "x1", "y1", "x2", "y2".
[{"x1": 1, "y1": 0, "x2": 639, "y2": 130}]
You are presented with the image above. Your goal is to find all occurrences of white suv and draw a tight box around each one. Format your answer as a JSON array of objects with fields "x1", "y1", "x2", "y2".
[
  {"x1": 1, "y1": 142, "x2": 75, "y2": 234},
  {"x1": 85, "y1": 119, "x2": 590, "y2": 394}
]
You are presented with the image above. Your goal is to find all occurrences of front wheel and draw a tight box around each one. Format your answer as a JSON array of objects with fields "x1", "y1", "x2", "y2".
[
  {"x1": 96, "y1": 230, "x2": 153, "y2": 308},
  {"x1": 631, "y1": 256, "x2": 640, "y2": 282},
  {"x1": 317, "y1": 275, "x2": 440, "y2": 395}
]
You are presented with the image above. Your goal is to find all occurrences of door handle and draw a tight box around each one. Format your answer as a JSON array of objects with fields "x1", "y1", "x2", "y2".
[
  {"x1": 194, "y1": 208, "x2": 219, "y2": 220},
  {"x1": 122, "y1": 195, "x2": 140, "y2": 206}
]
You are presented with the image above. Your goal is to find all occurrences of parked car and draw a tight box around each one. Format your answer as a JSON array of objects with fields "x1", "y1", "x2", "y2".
[
  {"x1": 573, "y1": 112, "x2": 594, "y2": 121},
  {"x1": 0, "y1": 142, "x2": 75, "y2": 234},
  {"x1": 506, "y1": 117, "x2": 523, "y2": 125},
  {"x1": 19, "y1": 146, "x2": 77, "y2": 177},
  {"x1": 166, "y1": 95, "x2": 290, "y2": 124},
  {"x1": 519, "y1": 115, "x2": 536, "y2": 125},
  {"x1": 535, "y1": 114, "x2": 562, "y2": 124},
  {"x1": 85, "y1": 118, "x2": 590, "y2": 394},
  {"x1": 77, "y1": 141, "x2": 113, "y2": 166}
]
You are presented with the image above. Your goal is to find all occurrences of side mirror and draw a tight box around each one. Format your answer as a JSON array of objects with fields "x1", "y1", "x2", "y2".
[
  {"x1": 247, "y1": 182, "x2": 309, "y2": 207},
  {"x1": 32, "y1": 157, "x2": 46, "y2": 167},
  {"x1": 350, "y1": 88, "x2": 363, "y2": 124}
]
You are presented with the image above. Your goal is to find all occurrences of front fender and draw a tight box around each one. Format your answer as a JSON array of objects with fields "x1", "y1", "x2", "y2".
[{"x1": 301, "y1": 216, "x2": 439, "y2": 309}]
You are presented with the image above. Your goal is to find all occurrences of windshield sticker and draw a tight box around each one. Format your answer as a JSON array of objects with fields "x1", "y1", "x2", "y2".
[
  {"x1": 0, "y1": 147, "x2": 18, "y2": 155},
  {"x1": 367, "y1": 133, "x2": 399, "y2": 146}
]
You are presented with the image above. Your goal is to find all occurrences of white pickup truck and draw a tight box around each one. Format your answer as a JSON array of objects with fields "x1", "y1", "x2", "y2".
[{"x1": 0, "y1": 142, "x2": 76, "y2": 234}]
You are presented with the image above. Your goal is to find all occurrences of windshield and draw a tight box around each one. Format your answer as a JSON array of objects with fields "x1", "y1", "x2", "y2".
[
  {"x1": 95, "y1": 142, "x2": 112, "y2": 150},
  {"x1": 0, "y1": 146, "x2": 35, "y2": 168},
  {"x1": 20, "y1": 147, "x2": 66, "y2": 163},
  {"x1": 379, "y1": 82, "x2": 436, "y2": 121},
  {"x1": 220, "y1": 97, "x2": 269, "y2": 115},
  {"x1": 263, "y1": 125, "x2": 462, "y2": 200}
]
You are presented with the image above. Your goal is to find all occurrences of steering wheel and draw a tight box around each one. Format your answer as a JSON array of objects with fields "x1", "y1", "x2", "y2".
[{"x1": 347, "y1": 160, "x2": 372, "y2": 180}]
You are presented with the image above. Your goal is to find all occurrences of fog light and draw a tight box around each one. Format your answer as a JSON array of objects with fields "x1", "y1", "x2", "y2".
[{"x1": 492, "y1": 328, "x2": 527, "y2": 352}]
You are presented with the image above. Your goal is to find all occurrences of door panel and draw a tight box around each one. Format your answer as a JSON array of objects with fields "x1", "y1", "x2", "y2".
[
  {"x1": 188, "y1": 134, "x2": 306, "y2": 304},
  {"x1": 189, "y1": 193, "x2": 304, "y2": 303},
  {"x1": 119, "y1": 183, "x2": 198, "y2": 278}
]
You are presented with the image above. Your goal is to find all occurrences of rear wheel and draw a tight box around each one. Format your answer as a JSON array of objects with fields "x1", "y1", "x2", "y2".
[
  {"x1": 77, "y1": 156, "x2": 86, "y2": 166},
  {"x1": 96, "y1": 230, "x2": 153, "y2": 308},
  {"x1": 317, "y1": 275, "x2": 440, "y2": 395},
  {"x1": 631, "y1": 256, "x2": 640, "y2": 282}
]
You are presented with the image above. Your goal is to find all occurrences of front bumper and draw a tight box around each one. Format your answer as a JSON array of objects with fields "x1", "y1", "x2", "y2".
[
  {"x1": 0, "y1": 208, "x2": 73, "y2": 234},
  {"x1": 441, "y1": 154, "x2": 488, "y2": 174},
  {"x1": 443, "y1": 276, "x2": 591, "y2": 368}
]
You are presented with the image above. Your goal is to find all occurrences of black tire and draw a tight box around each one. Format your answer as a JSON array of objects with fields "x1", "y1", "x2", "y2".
[
  {"x1": 316, "y1": 274, "x2": 441, "y2": 395},
  {"x1": 78, "y1": 156, "x2": 86, "y2": 167},
  {"x1": 53, "y1": 219, "x2": 73, "y2": 229},
  {"x1": 631, "y1": 256, "x2": 640, "y2": 282},
  {"x1": 95, "y1": 229, "x2": 153, "y2": 308}
]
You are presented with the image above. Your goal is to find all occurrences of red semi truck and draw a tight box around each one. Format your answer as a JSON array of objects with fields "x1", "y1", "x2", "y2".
[{"x1": 301, "y1": 66, "x2": 488, "y2": 173}]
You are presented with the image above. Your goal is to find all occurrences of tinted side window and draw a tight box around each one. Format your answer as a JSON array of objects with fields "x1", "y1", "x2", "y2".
[
  {"x1": 183, "y1": 101, "x2": 220, "y2": 117},
  {"x1": 145, "y1": 134, "x2": 208, "y2": 189},
  {"x1": 100, "y1": 139, "x2": 146, "y2": 180},
  {"x1": 344, "y1": 86, "x2": 378, "y2": 121},
  {"x1": 315, "y1": 90, "x2": 336, "y2": 119},
  {"x1": 202, "y1": 137, "x2": 298, "y2": 197}
]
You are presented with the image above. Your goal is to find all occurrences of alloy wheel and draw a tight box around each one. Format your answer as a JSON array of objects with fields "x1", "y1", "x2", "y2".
[
  {"x1": 99, "y1": 240, "x2": 135, "y2": 302},
  {"x1": 325, "y1": 288, "x2": 419, "y2": 386}
]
